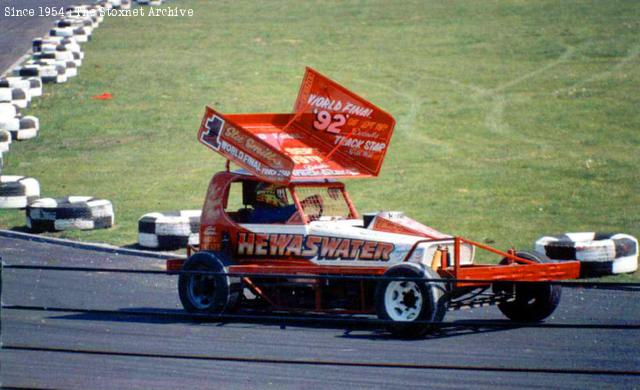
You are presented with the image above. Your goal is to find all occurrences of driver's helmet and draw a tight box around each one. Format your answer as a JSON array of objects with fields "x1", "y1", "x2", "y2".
[{"x1": 255, "y1": 183, "x2": 288, "y2": 207}]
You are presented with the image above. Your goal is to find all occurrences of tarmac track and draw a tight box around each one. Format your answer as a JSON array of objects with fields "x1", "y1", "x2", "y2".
[
  {"x1": 1, "y1": 234, "x2": 639, "y2": 389},
  {"x1": 0, "y1": 0, "x2": 88, "y2": 75}
]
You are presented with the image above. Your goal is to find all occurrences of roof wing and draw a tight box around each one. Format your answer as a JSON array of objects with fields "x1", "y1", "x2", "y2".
[
  {"x1": 197, "y1": 107, "x2": 295, "y2": 184},
  {"x1": 198, "y1": 67, "x2": 396, "y2": 183},
  {"x1": 290, "y1": 67, "x2": 396, "y2": 180}
]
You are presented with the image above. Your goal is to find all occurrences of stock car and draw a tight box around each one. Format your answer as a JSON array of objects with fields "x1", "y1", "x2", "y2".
[{"x1": 166, "y1": 68, "x2": 580, "y2": 337}]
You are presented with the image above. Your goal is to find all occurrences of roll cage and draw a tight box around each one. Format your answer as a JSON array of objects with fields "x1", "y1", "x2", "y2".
[{"x1": 217, "y1": 172, "x2": 359, "y2": 226}]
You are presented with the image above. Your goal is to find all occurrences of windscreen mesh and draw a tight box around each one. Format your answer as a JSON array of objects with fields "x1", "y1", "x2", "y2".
[{"x1": 294, "y1": 186, "x2": 353, "y2": 221}]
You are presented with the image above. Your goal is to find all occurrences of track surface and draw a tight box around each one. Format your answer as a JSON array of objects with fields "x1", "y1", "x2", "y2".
[
  {"x1": 1, "y1": 235, "x2": 639, "y2": 389},
  {"x1": 0, "y1": 0, "x2": 87, "y2": 74}
]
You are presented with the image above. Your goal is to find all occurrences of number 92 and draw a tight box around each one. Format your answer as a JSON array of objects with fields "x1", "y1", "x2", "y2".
[{"x1": 313, "y1": 110, "x2": 346, "y2": 134}]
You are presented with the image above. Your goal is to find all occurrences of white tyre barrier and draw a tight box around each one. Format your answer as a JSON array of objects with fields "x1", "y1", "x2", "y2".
[
  {"x1": 33, "y1": 50, "x2": 82, "y2": 68},
  {"x1": 0, "y1": 116, "x2": 19, "y2": 134},
  {"x1": 65, "y1": 4, "x2": 97, "y2": 11},
  {"x1": 97, "y1": 1, "x2": 114, "y2": 11},
  {"x1": 27, "y1": 197, "x2": 115, "y2": 232},
  {"x1": 52, "y1": 45, "x2": 84, "y2": 62},
  {"x1": 138, "y1": 210, "x2": 201, "y2": 250},
  {"x1": 66, "y1": 26, "x2": 92, "y2": 39},
  {"x1": 72, "y1": 51, "x2": 84, "y2": 65},
  {"x1": 65, "y1": 8, "x2": 103, "y2": 25},
  {"x1": 64, "y1": 17, "x2": 95, "y2": 28},
  {"x1": 55, "y1": 18, "x2": 94, "y2": 33},
  {"x1": 0, "y1": 88, "x2": 29, "y2": 109},
  {"x1": 535, "y1": 232, "x2": 639, "y2": 276},
  {"x1": 34, "y1": 35, "x2": 76, "y2": 45},
  {"x1": 33, "y1": 37, "x2": 82, "y2": 55},
  {"x1": 4, "y1": 116, "x2": 39, "y2": 141},
  {"x1": 65, "y1": 15, "x2": 99, "y2": 29},
  {"x1": 1, "y1": 77, "x2": 42, "y2": 98},
  {"x1": 49, "y1": 27, "x2": 91, "y2": 43},
  {"x1": 0, "y1": 176, "x2": 40, "y2": 208},
  {"x1": 64, "y1": 61, "x2": 78, "y2": 78},
  {"x1": 70, "y1": 51, "x2": 83, "y2": 65},
  {"x1": 27, "y1": 59, "x2": 78, "y2": 78},
  {"x1": 14, "y1": 64, "x2": 67, "y2": 84},
  {"x1": 33, "y1": 41, "x2": 77, "y2": 55},
  {"x1": 0, "y1": 129, "x2": 11, "y2": 153},
  {"x1": 0, "y1": 102, "x2": 19, "y2": 119}
]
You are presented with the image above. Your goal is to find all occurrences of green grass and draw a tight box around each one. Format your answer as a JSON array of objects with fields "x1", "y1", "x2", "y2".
[{"x1": 1, "y1": 0, "x2": 638, "y2": 280}]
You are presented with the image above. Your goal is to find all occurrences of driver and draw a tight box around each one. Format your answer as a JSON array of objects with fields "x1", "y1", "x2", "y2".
[{"x1": 249, "y1": 183, "x2": 297, "y2": 224}]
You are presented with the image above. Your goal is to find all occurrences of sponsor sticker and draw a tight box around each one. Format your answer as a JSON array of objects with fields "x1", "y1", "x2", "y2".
[
  {"x1": 237, "y1": 232, "x2": 394, "y2": 261},
  {"x1": 201, "y1": 115, "x2": 224, "y2": 150}
]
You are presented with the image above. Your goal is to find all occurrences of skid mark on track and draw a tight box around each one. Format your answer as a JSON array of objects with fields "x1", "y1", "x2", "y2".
[
  {"x1": 479, "y1": 45, "x2": 575, "y2": 140},
  {"x1": 483, "y1": 94, "x2": 535, "y2": 142},
  {"x1": 403, "y1": 96, "x2": 425, "y2": 135},
  {"x1": 554, "y1": 44, "x2": 640, "y2": 95},
  {"x1": 439, "y1": 77, "x2": 489, "y2": 95},
  {"x1": 488, "y1": 46, "x2": 576, "y2": 96},
  {"x1": 353, "y1": 77, "x2": 425, "y2": 136},
  {"x1": 353, "y1": 43, "x2": 603, "y2": 145},
  {"x1": 484, "y1": 95, "x2": 509, "y2": 136}
]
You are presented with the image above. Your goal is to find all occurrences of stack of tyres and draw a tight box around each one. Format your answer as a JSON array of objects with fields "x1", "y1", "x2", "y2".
[
  {"x1": 25, "y1": 59, "x2": 78, "y2": 79},
  {"x1": 0, "y1": 127, "x2": 7, "y2": 172},
  {"x1": 0, "y1": 87, "x2": 30, "y2": 109},
  {"x1": 13, "y1": 63, "x2": 67, "y2": 84},
  {"x1": 7, "y1": 116, "x2": 39, "y2": 141},
  {"x1": 0, "y1": 103, "x2": 39, "y2": 141},
  {"x1": 33, "y1": 36, "x2": 83, "y2": 58},
  {"x1": 0, "y1": 176, "x2": 41, "y2": 208},
  {"x1": 33, "y1": 51, "x2": 82, "y2": 68},
  {"x1": 49, "y1": 26, "x2": 91, "y2": 43},
  {"x1": 27, "y1": 197, "x2": 115, "y2": 232},
  {"x1": 65, "y1": 6, "x2": 104, "y2": 25},
  {"x1": 0, "y1": 77, "x2": 42, "y2": 98},
  {"x1": 0, "y1": 129, "x2": 11, "y2": 153}
]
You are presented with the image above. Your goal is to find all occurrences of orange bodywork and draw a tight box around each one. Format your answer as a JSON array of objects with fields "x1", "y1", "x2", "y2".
[{"x1": 170, "y1": 223, "x2": 581, "y2": 286}]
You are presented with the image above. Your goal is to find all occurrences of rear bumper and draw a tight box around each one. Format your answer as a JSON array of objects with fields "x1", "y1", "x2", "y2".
[{"x1": 449, "y1": 260, "x2": 581, "y2": 287}]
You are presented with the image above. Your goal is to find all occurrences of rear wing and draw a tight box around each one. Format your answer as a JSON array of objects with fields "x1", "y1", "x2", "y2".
[{"x1": 197, "y1": 67, "x2": 396, "y2": 184}]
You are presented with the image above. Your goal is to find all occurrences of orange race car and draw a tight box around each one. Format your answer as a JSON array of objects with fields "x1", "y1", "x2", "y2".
[{"x1": 167, "y1": 68, "x2": 580, "y2": 337}]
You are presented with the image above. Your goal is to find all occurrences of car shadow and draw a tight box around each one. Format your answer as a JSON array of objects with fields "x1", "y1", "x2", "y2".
[
  {"x1": 9, "y1": 225, "x2": 30, "y2": 233},
  {"x1": 120, "y1": 242, "x2": 187, "y2": 256},
  {"x1": 45, "y1": 306, "x2": 524, "y2": 340},
  {"x1": 339, "y1": 320, "x2": 523, "y2": 341}
]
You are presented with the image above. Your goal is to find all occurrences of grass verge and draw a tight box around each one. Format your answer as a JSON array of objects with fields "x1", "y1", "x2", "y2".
[{"x1": 1, "y1": 0, "x2": 638, "y2": 280}]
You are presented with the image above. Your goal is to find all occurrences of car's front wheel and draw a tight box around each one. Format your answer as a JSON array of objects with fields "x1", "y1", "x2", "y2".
[
  {"x1": 375, "y1": 265, "x2": 448, "y2": 338},
  {"x1": 178, "y1": 252, "x2": 240, "y2": 314}
]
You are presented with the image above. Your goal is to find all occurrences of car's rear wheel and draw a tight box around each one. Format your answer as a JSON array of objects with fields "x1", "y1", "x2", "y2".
[
  {"x1": 495, "y1": 251, "x2": 562, "y2": 322},
  {"x1": 178, "y1": 252, "x2": 240, "y2": 314},
  {"x1": 375, "y1": 265, "x2": 447, "y2": 338}
]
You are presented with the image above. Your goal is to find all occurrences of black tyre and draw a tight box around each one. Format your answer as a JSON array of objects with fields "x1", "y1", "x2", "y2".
[
  {"x1": 375, "y1": 265, "x2": 448, "y2": 338},
  {"x1": 495, "y1": 251, "x2": 561, "y2": 322},
  {"x1": 178, "y1": 252, "x2": 240, "y2": 314},
  {"x1": 26, "y1": 196, "x2": 113, "y2": 232}
]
